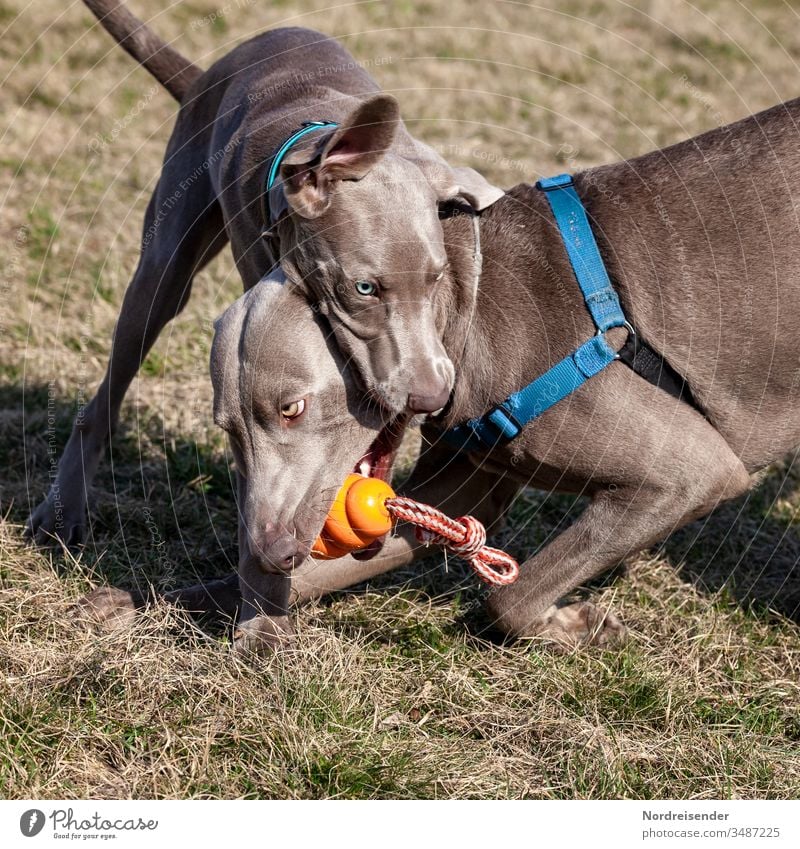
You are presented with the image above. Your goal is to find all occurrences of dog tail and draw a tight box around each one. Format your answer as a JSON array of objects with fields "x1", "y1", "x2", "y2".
[{"x1": 83, "y1": 1, "x2": 201, "y2": 101}]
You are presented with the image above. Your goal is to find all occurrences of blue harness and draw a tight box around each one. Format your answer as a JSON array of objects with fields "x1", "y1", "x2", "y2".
[{"x1": 446, "y1": 173, "x2": 632, "y2": 451}]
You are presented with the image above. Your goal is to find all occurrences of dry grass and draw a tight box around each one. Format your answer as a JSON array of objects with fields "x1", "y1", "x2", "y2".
[{"x1": 1, "y1": 0, "x2": 800, "y2": 799}]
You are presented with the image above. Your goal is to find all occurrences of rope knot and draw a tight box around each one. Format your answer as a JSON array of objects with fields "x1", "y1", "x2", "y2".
[
  {"x1": 384, "y1": 496, "x2": 519, "y2": 587},
  {"x1": 450, "y1": 515, "x2": 486, "y2": 557}
]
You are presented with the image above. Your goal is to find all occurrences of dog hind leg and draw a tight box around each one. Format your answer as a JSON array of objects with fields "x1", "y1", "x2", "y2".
[{"x1": 26, "y1": 163, "x2": 228, "y2": 547}]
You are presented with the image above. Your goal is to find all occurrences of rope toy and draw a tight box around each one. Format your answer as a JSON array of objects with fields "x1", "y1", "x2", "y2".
[{"x1": 311, "y1": 474, "x2": 519, "y2": 586}]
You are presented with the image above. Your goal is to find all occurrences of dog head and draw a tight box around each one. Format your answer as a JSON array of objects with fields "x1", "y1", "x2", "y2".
[
  {"x1": 211, "y1": 268, "x2": 406, "y2": 575},
  {"x1": 266, "y1": 94, "x2": 503, "y2": 416}
]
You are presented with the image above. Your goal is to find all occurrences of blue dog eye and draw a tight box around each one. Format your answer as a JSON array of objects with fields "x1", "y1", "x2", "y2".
[{"x1": 355, "y1": 280, "x2": 378, "y2": 297}]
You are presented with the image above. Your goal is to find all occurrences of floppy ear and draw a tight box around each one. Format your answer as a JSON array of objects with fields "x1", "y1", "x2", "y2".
[
  {"x1": 279, "y1": 94, "x2": 400, "y2": 219},
  {"x1": 210, "y1": 267, "x2": 290, "y2": 429},
  {"x1": 440, "y1": 165, "x2": 506, "y2": 210},
  {"x1": 408, "y1": 141, "x2": 505, "y2": 211}
]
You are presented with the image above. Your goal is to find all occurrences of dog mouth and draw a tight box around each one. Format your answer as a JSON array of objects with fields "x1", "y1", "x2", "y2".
[
  {"x1": 349, "y1": 415, "x2": 408, "y2": 561},
  {"x1": 353, "y1": 414, "x2": 408, "y2": 481}
]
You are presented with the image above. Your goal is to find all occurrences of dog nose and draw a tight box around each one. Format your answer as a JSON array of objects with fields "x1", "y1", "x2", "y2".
[
  {"x1": 257, "y1": 525, "x2": 307, "y2": 573},
  {"x1": 407, "y1": 386, "x2": 451, "y2": 414}
]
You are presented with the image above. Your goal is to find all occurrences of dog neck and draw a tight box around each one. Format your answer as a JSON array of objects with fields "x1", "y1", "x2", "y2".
[
  {"x1": 438, "y1": 183, "x2": 590, "y2": 428},
  {"x1": 436, "y1": 203, "x2": 500, "y2": 425}
]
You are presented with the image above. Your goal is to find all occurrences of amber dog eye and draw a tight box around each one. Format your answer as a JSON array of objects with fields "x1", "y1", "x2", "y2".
[
  {"x1": 355, "y1": 280, "x2": 378, "y2": 297},
  {"x1": 281, "y1": 399, "x2": 305, "y2": 419}
]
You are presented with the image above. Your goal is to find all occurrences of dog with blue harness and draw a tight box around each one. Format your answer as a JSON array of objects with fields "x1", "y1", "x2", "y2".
[
  {"x1": 289, "y1": 90, "x2": 800, "y2": 646},
  {"x1": 59, "y1": 7, "x2": 800, "y2": 647}
]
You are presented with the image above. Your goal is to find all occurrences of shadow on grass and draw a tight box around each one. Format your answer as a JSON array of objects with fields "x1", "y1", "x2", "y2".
[
  {"x1": 0, "y1": 381, "x2": 238, "y2": 597},
  {"x1": 665, "y1": 458, "x2": 800, "y2": 621},
  {"x1": 4, "y1": 381, "x2": 800, "y2": 639}
]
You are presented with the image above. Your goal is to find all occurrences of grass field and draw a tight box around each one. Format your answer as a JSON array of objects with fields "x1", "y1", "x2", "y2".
[{"x1": 2, "y1": 0, "x2": 800, "y2": 799}]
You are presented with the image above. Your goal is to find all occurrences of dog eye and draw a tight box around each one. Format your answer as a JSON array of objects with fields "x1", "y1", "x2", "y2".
[
  {"x1": 354, "y1": 280, "x2": 378, "y2": 297},
  {"x1": 280, "y1": 399, "x2": 306, "y2": 419}
]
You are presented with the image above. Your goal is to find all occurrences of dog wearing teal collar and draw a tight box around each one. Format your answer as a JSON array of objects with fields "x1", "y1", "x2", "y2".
[{"x1": 28, "y1": 3, "x2": 502, "y2": 548}]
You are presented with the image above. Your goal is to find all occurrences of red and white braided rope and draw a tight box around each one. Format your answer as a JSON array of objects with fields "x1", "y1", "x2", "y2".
[{"x1": 384, "y1": 497, "x2": 519, "y2": 586}]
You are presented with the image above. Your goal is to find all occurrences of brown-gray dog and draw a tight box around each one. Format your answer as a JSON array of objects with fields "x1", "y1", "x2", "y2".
[
  {"x1": 207, "y1": 271, "x2": 409, "y2": 650},
  {"x1": 77, "y1": 269, "x2": 406, "y2": 652},
  {"x1": 26, "y1": 1, "x2": 501, "y2": 548},
  {"x1": 188, "y1": 92, "x2": 800, "y2": 651}
]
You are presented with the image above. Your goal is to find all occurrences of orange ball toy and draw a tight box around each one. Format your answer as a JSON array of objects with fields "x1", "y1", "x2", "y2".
[{"x1": 311, "y1": 474, "x2": 396, "y2": 560}]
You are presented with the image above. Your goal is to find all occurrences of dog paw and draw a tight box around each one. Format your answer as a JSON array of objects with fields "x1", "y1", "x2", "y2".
[
  {"x1": 25, "y1": 490, "x2": 87, "y2": 548},
  {"x1": 233, "y1": 615, "x2": 295, "y2": 657},
  {"x1": 533, "y1": 601, "x2": 627, "y2": 650},
  {"x1": 72, "y1": 586, "x2": 143, "y2": 632}
]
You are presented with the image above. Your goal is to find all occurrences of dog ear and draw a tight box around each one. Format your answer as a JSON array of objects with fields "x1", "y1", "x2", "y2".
[
  {"x1": 439, "y1": 165, "x2": 506, "y2": 210},
  {"x1": 408, "y1": 141, "x2": 505, "y2": 211},
  {"x1": 279, "y1": 94, "x2": 400, "y2": 218}
]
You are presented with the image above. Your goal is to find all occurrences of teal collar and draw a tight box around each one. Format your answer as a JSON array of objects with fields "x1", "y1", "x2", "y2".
[{"x1": 261, "y1": 120, "x2": 338, "y2": 228}]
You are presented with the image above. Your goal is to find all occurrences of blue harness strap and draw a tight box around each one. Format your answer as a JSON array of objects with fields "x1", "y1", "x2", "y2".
[
  {"x1": 446, "y1": 173, "x2": 629, "y2": 451},
  {"x1": 262, "y1": 120, "x2": 338, "y2": 227},
  {"x1": 537, "y1": 174, "x2": 625, "y2": 332}
]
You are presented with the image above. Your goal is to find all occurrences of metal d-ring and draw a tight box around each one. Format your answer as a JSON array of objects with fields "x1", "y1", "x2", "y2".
[{"x1": 597, "y1": 320, "x2": 636, "y2": 359}]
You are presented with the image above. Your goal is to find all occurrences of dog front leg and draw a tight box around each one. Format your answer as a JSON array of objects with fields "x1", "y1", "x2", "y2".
[
  {"x1": 231, "y1": 471, "x2": 294, "y2": 655},
  {"x1": 486, "y1": 423, "x2": 752, "y2": 648},
  {"x1": 234, "y1": 562, "x2": 293, "y2": 655}
]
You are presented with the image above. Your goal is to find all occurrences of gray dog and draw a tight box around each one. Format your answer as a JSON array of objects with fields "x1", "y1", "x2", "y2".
[
  {"x1": 37, "y1": 4, "x2": 800, "y2": 650},
  {"x1": 207, "y1": 271, "x2": 406, "y2": 650},
  {"x1": 26, "y1": 1, "x2": 501, "y2": 547},
  {"x1": 79, "y1": 270, "x2": 406, "y2": 652}
]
